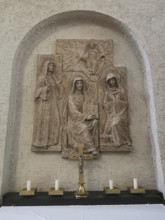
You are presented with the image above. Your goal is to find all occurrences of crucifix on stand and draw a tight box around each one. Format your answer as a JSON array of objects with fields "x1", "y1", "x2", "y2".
[{"x1": 75, "y1": 145, "x2": 88, "y2": 198}]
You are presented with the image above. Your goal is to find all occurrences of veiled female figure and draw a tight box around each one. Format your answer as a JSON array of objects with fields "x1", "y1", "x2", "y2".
[
  {"x1": 103, "y1": 73, "x2": 130, "y2": 146},
  {"x1": 63, "y1": 77, "x2": 97, "y2": 153},
  {"x1": 33, "y1": 61, "x2": 60, "y2": 148}
]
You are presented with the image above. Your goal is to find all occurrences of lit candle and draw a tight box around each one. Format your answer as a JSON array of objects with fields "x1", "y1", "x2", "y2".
[
  {"x1": 55, "y1": 179, "x2": 59, "y2": 190},
  {"x1": 109, "y1": 179, "x2": 114, "y2": 190},
  {"x1": 26, "y1": 180, "x2": 31, "y2": 191},
  {"x1": 133, "y1": 178, "x2": 138, "y2": 189}
]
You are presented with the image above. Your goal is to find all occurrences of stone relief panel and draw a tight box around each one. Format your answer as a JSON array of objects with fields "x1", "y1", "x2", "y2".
[{"x1": 32, "y1": 39, "x2": 131, "y2": 159}]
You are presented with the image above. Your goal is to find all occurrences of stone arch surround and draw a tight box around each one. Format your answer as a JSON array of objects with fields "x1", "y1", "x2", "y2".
[{"x1": 2, "y1": 10, "x2": 164, "y2": 198}]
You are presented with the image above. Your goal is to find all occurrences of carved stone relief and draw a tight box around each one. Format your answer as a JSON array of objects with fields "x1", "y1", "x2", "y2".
[
  {"x1": 32, "y1": 54, "x2": 63, "y2": 152},
  {"x1": 32, "y1": 39, "x2": 131, "y2": 159}
]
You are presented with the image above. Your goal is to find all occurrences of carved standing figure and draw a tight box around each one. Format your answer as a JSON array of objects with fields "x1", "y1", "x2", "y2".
[
  {"x1": 63, "y1": 77, "x2": 98, "y2": 154},
  {"x1": 103, "y1": 73, "x2": 130, "y2": 146},
  {"x1": 33, "y1": 61, "x2": 60, "y2": 148}
]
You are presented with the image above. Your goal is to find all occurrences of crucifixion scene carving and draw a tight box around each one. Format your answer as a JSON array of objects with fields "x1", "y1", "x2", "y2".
[{"x1": 32, "y1": 39, "x2": 131, "y2": 159}]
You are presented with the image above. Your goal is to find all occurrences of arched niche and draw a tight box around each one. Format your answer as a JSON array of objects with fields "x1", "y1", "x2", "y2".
[{"x1": 2, "y1": 10, "x2": 164, "y2": 196}]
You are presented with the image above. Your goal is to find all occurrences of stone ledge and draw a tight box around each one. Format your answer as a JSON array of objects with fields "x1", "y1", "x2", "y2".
[{"x1": 2, "y1": 190, "x2": 164, "y2": 206}]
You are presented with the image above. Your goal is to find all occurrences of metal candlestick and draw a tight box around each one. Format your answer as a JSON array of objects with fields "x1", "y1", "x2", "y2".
[
  {"x1": 48, "y1": 188, "x2": 64, "y2": 196},
  {"x1": 19, "y1": 188, "x2": 37, "y2": 196},
  {"x1": 128, "y1": 187, "x2": 145, "y2": 194},
  {"x1": 75, "y1": 145, "x2": 88, "y2": 198},
  {"x1": 104, "y1": 187, "x2": 120, "y2": 195}
]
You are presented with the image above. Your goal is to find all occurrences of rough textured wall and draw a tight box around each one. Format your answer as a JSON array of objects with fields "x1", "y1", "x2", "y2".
[{"x1": 0, "y1": 0, "x2": 164, "y2": 200}]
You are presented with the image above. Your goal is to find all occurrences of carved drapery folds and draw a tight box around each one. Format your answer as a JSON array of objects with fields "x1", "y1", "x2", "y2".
[{"x1": 32, "y1": 39, "x2": 131, "y2": 159}]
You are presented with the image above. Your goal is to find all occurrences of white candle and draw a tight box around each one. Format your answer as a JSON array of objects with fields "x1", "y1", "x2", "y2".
[
  {"x1": 133, "y1": 178, "x2": 138, "y2": 189},
  {"x1": 26, "y1": 180, "x2": 31, "y2": 191},
  {"x1": 55, "y1": 179, "x2": 59, "y2": 190},
  {"x1": 109, "y1": 179, "x2": 114, "y2": 190}
]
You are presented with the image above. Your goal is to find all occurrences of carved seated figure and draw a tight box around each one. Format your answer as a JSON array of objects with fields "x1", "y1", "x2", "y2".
[
  {"x1": 63, "y1": 77, "x2": 98, "y2": 155},
  {"x1": 103, "y1": 73, "x2": 130, "y2": 147}
]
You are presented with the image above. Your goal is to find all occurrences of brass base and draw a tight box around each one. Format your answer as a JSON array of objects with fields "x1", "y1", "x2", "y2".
[
  {"x1": 48, "y1": 188, "x2": 64, "y2": 196},
  {"x1": 104, "y1": 187, "x2": 120, "y2": 195},
  {"x1": 19, "y1": 188, "x2": 37, "y2": 196},
  {"x1": 75, "y1": 184, "x2": 88, "y2": 198},
  {"x1": 128, "y1": 187, "x2": 145, "y2": 194},
  {"x1": 75, "y1": 192, "x2": 89, "y2": 198}
]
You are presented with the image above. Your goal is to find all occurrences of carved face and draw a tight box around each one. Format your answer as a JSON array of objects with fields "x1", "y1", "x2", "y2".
[
  {"x1": 75, "y1": 80, "x2": 83, "y2": 91},
  {"x1": 47, "y1": 62, "x2": 54, "y2": 72},
  {"x1": 88, "y1": 50, "x2": 97, "y2": 59},
  {"x1": 108, "y1": 77, "x2": 117, "y2": 87}
]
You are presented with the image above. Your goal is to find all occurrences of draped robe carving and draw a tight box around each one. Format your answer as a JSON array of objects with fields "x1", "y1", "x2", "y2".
[{"x1": 32, "y1": 39, "x2": 132, "y2": 159}]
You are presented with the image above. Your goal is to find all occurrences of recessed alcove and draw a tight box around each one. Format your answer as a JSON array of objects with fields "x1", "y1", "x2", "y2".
[{"x1": 2, "y1": 10, "x2": 159, "y2": 195}]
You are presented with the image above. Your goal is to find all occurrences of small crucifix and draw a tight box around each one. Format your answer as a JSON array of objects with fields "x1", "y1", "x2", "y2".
[{"x1": 75, "y1": 145, "x2": 88, "y2": 198}]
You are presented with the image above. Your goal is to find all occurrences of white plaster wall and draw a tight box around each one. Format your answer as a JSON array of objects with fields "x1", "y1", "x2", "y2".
[{"x1": 0, "y1": 0, "x2": 164, "y2": 200}]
